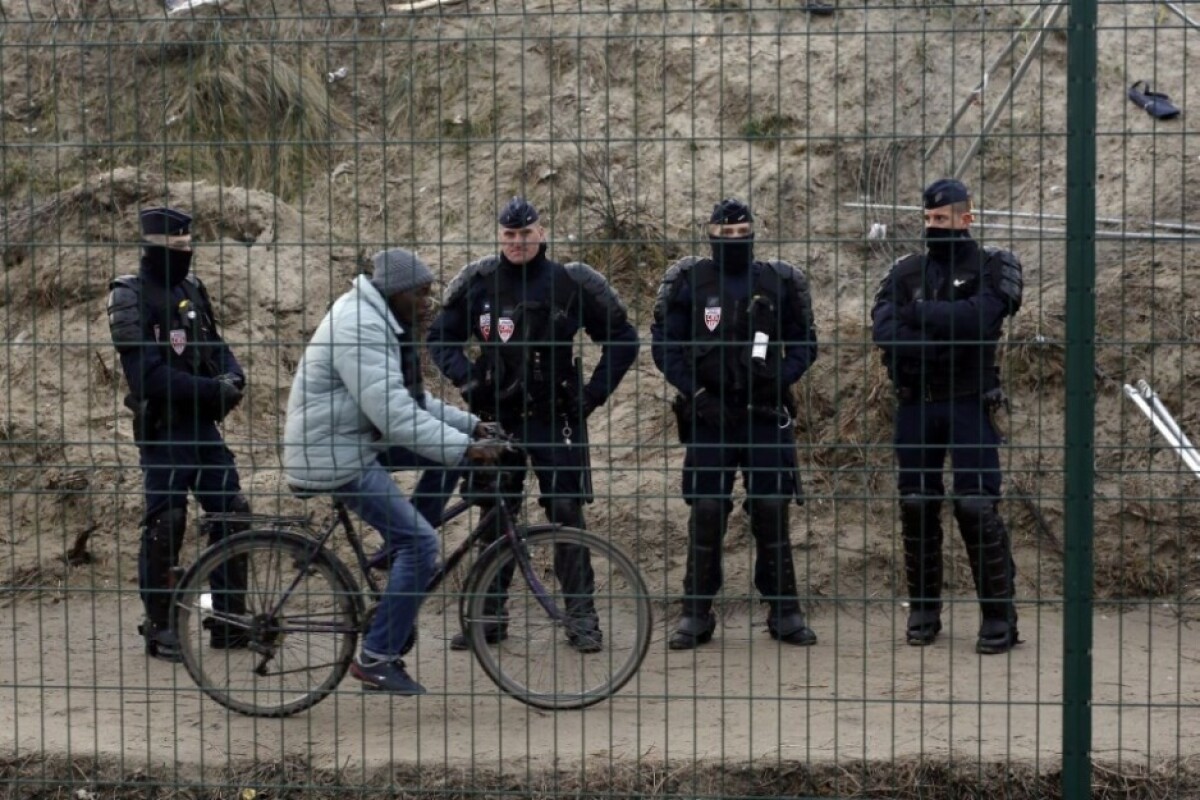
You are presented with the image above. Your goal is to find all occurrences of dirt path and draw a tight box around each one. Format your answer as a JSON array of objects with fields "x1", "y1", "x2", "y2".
[{"x1": 4, "y1": 594, "x2": 1198, "y2": 780}]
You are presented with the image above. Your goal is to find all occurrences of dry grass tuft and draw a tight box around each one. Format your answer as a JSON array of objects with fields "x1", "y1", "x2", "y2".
[
  {"x1": 5, "y1": 753, "x2": 1200, "y2": 799},
  {"x1": 162, "y1": 26, "x2": 348, "y2": 200}
]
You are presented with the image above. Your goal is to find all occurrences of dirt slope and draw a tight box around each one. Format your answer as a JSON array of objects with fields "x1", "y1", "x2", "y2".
[{"x1": 2, "y1": 0, "x2": 1199, "y2": 612}]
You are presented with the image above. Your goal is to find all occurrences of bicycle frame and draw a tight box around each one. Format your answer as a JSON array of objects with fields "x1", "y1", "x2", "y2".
[{"x1": 251, "y1": 491, "x2": 571, "y2": 655}]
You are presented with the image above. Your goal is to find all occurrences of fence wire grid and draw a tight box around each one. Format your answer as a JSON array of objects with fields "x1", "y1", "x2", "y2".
[{"x1": 1, "y1": 0, "x2": 1198, "y2": 798}]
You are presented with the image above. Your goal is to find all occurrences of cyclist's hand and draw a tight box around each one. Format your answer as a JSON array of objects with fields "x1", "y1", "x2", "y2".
[
  {"x1": 474, "y1": 421, "x2": 504, "y2": 439},
  {"x1": 466, "y1": 441, "x2": 505, "y2": 464}
]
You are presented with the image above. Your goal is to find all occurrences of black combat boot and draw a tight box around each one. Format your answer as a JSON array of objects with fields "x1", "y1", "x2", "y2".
[
  {"x1": 670, "y1": 500, "x2": 725, "y2": 650},
  {"x1": 751, "y1": 499, "x2": 817, "y2": 647},
  {"x1": 202, "y1": 498, "x2": 251, "y2": 649},
  {"x1": 549, "y1": 499, "x2": 602, "y2": 653},
  {"x1": 900, "y1": 494, "x2": 945, "y2": 645},
  {"x1": 139, "y1": 509, "x2": 187, "y2": 662},
  {"x1": 955, "y1": 496, "x2": 1020, "y2": 655}
]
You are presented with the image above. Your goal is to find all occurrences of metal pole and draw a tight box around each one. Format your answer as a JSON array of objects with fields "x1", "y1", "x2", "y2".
[
  {"x1": 845, "y1": 201, "x2": 1200, "y2": 234},
  {"x1": 970, "y1": 221, "x2": 1200, "y2": 241},
  {"x1": 953, "y1": 1, "x2": 1069, "y2": 180},
  {"x1": 1063, "y1": 0, "x2": 1097, "y2": 797},
  {"x1": 1161, "y1": 0, "x2": 1200, "y2": 34},
  {"x1": 1125, "y1": 386, "x2": 1200, "y2": 477},
  {"x1": 923, "y1": 1, "x2": 1055, "y2": 162},
  {"x1": 1139, "y1": 381, "x2": 1200, "y2": 467}
]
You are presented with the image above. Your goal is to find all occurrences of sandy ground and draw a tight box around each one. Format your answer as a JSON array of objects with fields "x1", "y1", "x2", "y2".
[{"x1": 4, "y1": 593, "x2": 1198, "y2": 779}]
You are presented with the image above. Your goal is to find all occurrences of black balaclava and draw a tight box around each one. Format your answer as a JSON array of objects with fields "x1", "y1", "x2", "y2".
[
  {"x1": 138, "y1": 206, "x2": 194, "y2": 286},
  {"x1": 924, "y1": 227, "x2": 974, "y2": 264},
  {"x1": 142, "y1": 246, "x2": 193, "y2": 287},
  {"x1": 921, "y1": 178, "x2": 975, "y2": 265},
  {"x1": 708, "y1": 197, "x2": 755, "y2": 272}
]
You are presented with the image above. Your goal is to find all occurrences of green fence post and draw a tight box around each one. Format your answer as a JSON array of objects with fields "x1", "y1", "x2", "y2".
[{"x1": 1063, "y1": 1, "x2": 1097, "y2": 798}]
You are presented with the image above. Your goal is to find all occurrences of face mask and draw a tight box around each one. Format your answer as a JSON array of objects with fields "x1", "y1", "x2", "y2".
[
  {"x1": 710, "y1": 235, "x2": 754, "y2": 272},
  {"x1": 924, "y1": 227, "x2": 972, "y2": 262},
  {"x1": 142, "y1": 246, "x2": 193, "y2": 286}
]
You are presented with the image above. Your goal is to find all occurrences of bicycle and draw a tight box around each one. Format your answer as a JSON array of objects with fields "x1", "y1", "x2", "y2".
[{"x1": 170, "y1": 444, "x2": 652, "y2": 717}]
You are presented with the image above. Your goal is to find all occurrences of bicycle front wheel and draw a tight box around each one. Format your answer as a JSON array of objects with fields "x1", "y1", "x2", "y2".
[
  {"x1": 461, "y1": 527, "x2": 651, "y2": 710},
  {"x1": 173, "y1": 529, "x2": 364, "y2": 717}
]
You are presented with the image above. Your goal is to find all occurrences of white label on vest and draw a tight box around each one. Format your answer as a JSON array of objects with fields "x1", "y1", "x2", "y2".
[
  {"x1": 704, "y1": 306, "x2": 721, "y2": 332},
  {"x1": 479, "y1": 313, "x2": 491, "y2": 341},
  {"x1": 498, "y1": 317, "x2": 515, "y2": 342},
  {"x1": 170, "y1": 329, "x2": 187, "y2": 355}
]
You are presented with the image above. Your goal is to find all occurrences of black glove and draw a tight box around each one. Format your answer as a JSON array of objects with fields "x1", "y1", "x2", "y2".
[
  {"x1": 692, "y1": 388, "x2": 724, "y2": 428},
  {"x1": 211, "y1": 375, "x2": 244, "y2": 419}
]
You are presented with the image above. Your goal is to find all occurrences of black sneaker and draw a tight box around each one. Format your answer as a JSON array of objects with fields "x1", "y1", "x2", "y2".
[
  {"x1": 802, "y1": 1, "x2": 835, "y2": 15},
  {"x1": 449, "y1": 621, "x2": 509, "y2": 651},
  {"x1": 349, "y1": 655, "x2": 427, "y2": 695}
]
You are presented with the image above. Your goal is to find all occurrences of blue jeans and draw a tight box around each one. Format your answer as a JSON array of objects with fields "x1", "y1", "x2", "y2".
[
  {"x1": 334, "y1": 464, "x2": 439, "y2": 657},
  {"x1": 377, "y1": 446, "x2": 461, "y2": 527}
]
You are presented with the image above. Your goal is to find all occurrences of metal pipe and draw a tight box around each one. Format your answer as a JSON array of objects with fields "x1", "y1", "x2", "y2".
[
  {"x1": 1124, "y1": 385, "x2": 1200, "y2": 477},
  {"x1": 1161, "y1": 0, "x2": 1200, "y2": 34},
  {"x1": 953, "y1": 2, "x2": 1069, "y2": 180},
  {"x1": 845, "y1": 201, "x2": 1200, "y2": 234},
  {"x1": 923, "y1": 1, "x2": 1056, "y2": 162},
  {"x1": 877, "y1": 219, "x2": 1200, "y2": 241},
  {"x1": 1139, "y1": 380, "x2": 1200, "y2": 462}
]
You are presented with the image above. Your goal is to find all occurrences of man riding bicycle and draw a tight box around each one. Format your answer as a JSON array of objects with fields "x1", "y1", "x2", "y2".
[{"x1": 283, "y1": 248, "x2": 501, "y2": 694}]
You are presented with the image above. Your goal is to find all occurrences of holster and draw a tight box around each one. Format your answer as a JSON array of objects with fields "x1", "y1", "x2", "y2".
[{"x1": 124, "y1": 395, "x2": 163, "y2": 441}]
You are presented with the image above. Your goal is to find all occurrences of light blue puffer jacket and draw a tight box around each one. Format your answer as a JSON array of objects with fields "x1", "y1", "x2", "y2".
[{"x1": 283, "y1": 276, "x2": 478, "y2": 491}]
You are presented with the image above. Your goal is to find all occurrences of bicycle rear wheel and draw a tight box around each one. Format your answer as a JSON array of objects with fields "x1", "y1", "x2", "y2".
[
  {"x1": 173, "y1": 529, "x2": 363, "y2": 717},
  {"x1": 461, "y1": 527, "x2": 651, "y2": 709}
]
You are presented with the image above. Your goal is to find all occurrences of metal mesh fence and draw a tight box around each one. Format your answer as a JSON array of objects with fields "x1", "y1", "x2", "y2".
[{"x1": 2, "y1": 0, "x2": 1197, "y2": 797}]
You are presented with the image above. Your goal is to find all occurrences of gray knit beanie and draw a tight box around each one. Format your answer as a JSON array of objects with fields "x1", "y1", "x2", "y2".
[{"x1": 370, "y1": 248, "x2": 435, "y2": 296}]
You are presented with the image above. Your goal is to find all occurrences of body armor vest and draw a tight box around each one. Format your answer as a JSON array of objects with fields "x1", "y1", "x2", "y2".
[
  {"x1": 472, "y1": 263, "x2": 577, "y2": 401},
  {"x1": 688, "y1": 259, "x2": 786, "y2": 400},
  {"x1": 890, "y1": 248, "x2": 1003, "y2": 395},
  {"x1": 112, "y1": 273, "x2": 223, "y2": 381}
]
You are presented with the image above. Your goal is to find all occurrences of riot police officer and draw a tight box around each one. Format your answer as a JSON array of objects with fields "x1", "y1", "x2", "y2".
[
  {"x1": 427, "y1": 197, "x2": 640, "y2": 652},
  {"x1": 650, "y1": 198, "x2": 818, "y2": 650},
  {"x1": 106, "y1": 207, "x2": 250, "y2": 662},
  {"x1": 870, "y1": 178, "x2": 1023, "y2": 655}
]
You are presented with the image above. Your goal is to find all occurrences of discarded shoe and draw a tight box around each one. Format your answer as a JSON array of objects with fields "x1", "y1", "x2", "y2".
[
  {"x1": 802, "y1": 0, "x2": 835, "y2": 15},
  {"x1": 1128, "y1": 80, "x2": 1181, "y2": 120}
]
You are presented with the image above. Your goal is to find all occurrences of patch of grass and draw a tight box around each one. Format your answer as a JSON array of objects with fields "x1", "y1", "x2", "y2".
[
  {"x1": 152, "y1": 28, "x2": 346, "y2": 200},
  {"x1": 385, "y1": 43, "x2": 472, "y2": 136},
  {"x1": 740, "y1": 113, "x2": 798, "y2": 150}
]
